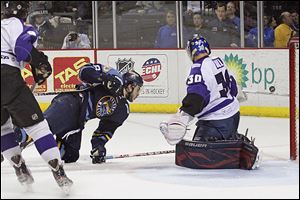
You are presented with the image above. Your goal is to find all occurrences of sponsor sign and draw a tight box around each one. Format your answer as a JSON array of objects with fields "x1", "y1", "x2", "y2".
[
  {"x1": 53, "y1": 57, "x2": 90, "y2": 91},
  {"x1": 21, "y1": 64, "x2": 47, "y2": 92},
  {"x1": 108, "y1": 55, "x2": 168, "y2": 97}
]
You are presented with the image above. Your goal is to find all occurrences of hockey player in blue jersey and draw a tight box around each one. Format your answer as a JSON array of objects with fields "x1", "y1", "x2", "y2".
[
  {"x1": 1, "y1": 1, "x2": 73, "y2": 190},
  {"x1": 17, "y1": 63, "x2": 143, "y2": 164},
  {"x1": 160, "y1": 35, "x2": 260, "y2": 170}
]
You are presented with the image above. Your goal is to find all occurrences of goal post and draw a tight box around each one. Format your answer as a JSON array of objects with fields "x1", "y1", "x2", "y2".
[{"x1": 289, "y1": 37, "x2": 299, "y2": 160}]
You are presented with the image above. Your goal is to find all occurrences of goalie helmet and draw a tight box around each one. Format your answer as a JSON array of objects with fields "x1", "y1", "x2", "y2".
[
  {"x1": 186, "y1": 34, "x2": 211, "y2": 62},
  {"x1": 1, "y1": 1, "x2": 31, "y2": 19},
  {"x1": 122, "y1": 71, "x2": 144, "y2": 87}
]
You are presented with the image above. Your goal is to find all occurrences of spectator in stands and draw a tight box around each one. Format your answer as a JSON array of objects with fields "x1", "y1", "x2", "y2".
[
  {"x1": 135, "y1": 1, "x2": 166, "y2": 14},
  {"x1": 291, "y1": 10, "x2": 299, "y2": 36},
  {"x1": 76, "y1": 1, "x2": 92, "y2": 20},
  {"x1": 182, "y1": 1, "x2": 201, "y2": 27},
  {"x1": 185, "y1": 1, "x2": 201, "y2": 16},
  {"x1": 30, "y1": 10, "x2": 56, "y2": 49},
  {"x1": 62, "y1": 31, "x2": 91, "y2": 49},
  {"x1": 188, "y1": 12, "x2": 209, "y2": 39},
  {"x1": 243, "y1": 2, "x2": 257, "y2": 33},
  {"x1": 245, "y1": 16, "x2": 277, "y2": 47},
  {"x1": 207, "y1": 2, "x2": 239, "y2": 47},
  {"x1": 98, "y1": 1, "x2": 113, "y2": 16},
  {"x1": 274, "y1": 12, "x2": 296, "y2": 48},
  {"x1": 154, "y1": 10, "x2": 177, "y2": 48},
  {"x1": 226, "y1": 1, "x2": 240, "y2": 30}
]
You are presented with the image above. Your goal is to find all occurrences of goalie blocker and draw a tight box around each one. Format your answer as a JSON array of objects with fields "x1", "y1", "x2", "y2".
[{"x1": 175, "y1": 136, "x2": 260, "y2": 170}]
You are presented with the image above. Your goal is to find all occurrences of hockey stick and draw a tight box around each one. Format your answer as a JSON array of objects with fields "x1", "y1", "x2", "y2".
[
  {"x1": 33, "y1": 83, "x2": 101, "y2": 96},
  {"x1": 34, "y1": 90, "x2": 82, "y2": 96},
  {"x1": 242, "y1": 89, "x2": 289, "y2": 97},
  {"x1": 105, "y1": 149, "x2": 175, "y2": 160}
]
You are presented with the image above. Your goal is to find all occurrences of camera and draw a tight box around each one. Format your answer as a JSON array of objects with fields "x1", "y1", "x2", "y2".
[{"x1": 68, "y1": 33, "x2": 78, "y2": 41}]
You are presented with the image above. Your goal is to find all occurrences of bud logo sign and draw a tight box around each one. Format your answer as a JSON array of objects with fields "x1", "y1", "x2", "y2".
[
  {"x1": 53, "y1": 57, "x2": 90, "y2": 91},
  {"x1": 141, "y1": 58, "x2": 162, "y2": 82},
  {"x1": 21, "y1": 64, "x2": 47, "y2": 92}
]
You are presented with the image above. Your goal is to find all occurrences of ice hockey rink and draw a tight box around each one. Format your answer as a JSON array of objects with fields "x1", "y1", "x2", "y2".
[{"x1": 1, "y1": 113, "x2": 299, "y2": 199}]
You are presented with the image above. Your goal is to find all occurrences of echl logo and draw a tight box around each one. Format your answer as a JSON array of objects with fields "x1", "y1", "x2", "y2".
[
  {"x1": 115, "y1": 58, "x2": 135, "y2": 74},
  {"x1": 141, "y1": 58, "x2": 162, "y2": 82}
]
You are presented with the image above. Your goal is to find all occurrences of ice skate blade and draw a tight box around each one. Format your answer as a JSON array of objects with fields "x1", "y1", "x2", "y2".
[{"x1": 60, "y1": 183, "x2": 73, "y2": 196}]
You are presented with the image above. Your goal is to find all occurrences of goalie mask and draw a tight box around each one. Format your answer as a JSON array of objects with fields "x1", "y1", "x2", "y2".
[
  {"x1": 2, "y1": 1, "x2": 31, "y2": 20},
  {"x1": 186, "y1": 34, "x2": 211, "y2": 62}
]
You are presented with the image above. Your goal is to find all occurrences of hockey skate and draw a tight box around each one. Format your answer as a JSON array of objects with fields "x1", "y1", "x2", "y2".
[
  {"x1": 11, "y1": 155, "x2": 34, "y2": 186},
  {"x1": 48, "y1": 159, "x2": 73, "y2": 195}
]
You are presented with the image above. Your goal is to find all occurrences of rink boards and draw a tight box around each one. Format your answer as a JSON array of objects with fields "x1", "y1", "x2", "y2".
[{"x1": 23, "y1": 48, "x2": 297, "y2": 118}]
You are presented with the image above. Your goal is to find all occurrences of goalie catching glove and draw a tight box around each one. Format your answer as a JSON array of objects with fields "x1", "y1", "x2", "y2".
[
  {"x1": 28, "y1": 47, "x2": 52, "y2": 85},
  {"x1": 159, "y1": 110, "x2": 193, "y2": 145}
]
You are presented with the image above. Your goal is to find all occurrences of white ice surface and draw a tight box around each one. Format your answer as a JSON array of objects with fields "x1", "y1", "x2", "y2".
[{"x1": 1, "y1": 113, "x2": 299, "y2": 199}]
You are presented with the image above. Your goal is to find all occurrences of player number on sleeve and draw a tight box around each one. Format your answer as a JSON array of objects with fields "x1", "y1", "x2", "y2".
[{"x1": 187, "y1": 74, "x2": 202, "y2": 85}]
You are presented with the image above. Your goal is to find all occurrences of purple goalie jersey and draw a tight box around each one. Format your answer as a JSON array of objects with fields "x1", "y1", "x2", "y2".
[{"x1": 186, "y1": 56, "x2": 239, "y2": 120}]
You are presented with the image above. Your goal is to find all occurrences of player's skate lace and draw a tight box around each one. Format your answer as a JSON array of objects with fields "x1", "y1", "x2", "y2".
[
  {"x1": 11, "y1": 155, "x2": 34, "y2": 185},
  {"x1": 48, "y1": 159, "x2": 73, "y2": 188}
]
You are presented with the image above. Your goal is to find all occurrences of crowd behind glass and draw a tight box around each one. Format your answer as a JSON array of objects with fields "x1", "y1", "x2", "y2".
[{"x1": 2, "y1": 1, "x2": 298, "y2": 49}]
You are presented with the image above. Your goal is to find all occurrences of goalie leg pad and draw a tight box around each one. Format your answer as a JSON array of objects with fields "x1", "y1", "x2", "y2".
[
  {"x1": 240, "y1": 140, "x2": 260, "y2": 170},
  {"x1": 176, "y1": 140, "x2": 242, "y2": 169},
  {"x1": 176, "y1": 138, "x2": 259, "y2": 170}
]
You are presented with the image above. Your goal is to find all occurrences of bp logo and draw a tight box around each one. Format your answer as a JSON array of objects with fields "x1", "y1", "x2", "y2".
[{"x1": 224, "y1": 54, "x2": 248, "y2": 88}]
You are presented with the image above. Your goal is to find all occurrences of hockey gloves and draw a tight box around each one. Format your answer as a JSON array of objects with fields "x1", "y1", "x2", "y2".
[
  {"x1": 98, "y1": 73, "x2": 123, "y2": 94},
  {"x1": 160, "y1": 110, "x2": 193, "y2": 145},
  {"x1": 90, "y1": 145, "x2": 106, "y2": 164},
  {"x1": 29, "y1": 47, "x2": 52, "y2": 85}
]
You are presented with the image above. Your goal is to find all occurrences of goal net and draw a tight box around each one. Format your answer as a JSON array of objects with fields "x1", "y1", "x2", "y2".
[{"x1": 289, "y1": 37, "x2": 299, "y2": 160}]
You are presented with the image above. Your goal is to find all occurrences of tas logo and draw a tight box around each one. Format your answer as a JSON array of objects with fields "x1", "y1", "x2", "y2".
[{"x1": 115, "y1": 58, "x2": 134, "y2": 74}]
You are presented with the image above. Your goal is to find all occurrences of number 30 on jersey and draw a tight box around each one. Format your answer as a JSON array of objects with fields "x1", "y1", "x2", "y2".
[{"x1": 186, "y1": 74, "x2": 203, "y2": 85}]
